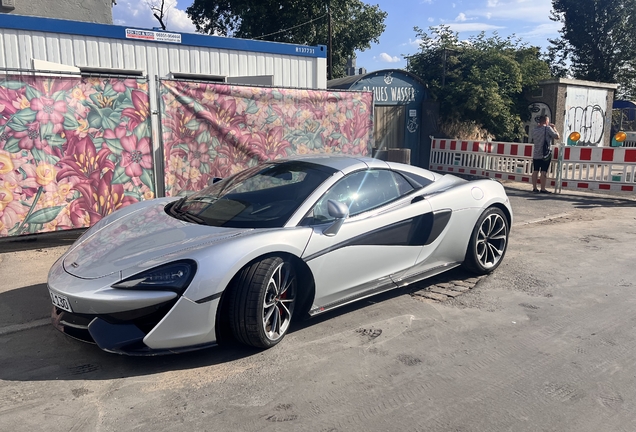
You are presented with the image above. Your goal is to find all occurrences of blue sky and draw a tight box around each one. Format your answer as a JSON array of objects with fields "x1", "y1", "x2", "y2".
[{"x1": 112, "y1": 0, "x2": 562, "y2": 71}]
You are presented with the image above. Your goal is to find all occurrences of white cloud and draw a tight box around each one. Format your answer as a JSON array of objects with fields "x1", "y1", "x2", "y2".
[
  {"x1": 112, "y1": 0, "x2": 156, "y2": 29},
  {"x1": 447, "y1": 22, "x2": 506, "y2": 32},
  {"x1": 405, "y1": 38, "x2": 423, "y2": 48},
  {"x1": 456, "y1": 13, "x2": 468, "y2": 22},
  {"x1": 112, "y1": 0, "x2": 195, "y2": 33},
  {"x1": 420, "y1": 0, "x2": 433, "y2": 3},
  {"x1": 518, "y1": 21, "x2": 563, "y2": 39},
  {"x1": 167, "y1": 1, "x2": 196, "y2": 33},
  {"x1": 428, "y1": 17, "x2": 435, "y2": 23},
  {"x1": 376, "y1": 53, "x2": 402, "y2": 63},
  {"x1": 466, "y1": 0, "x2": 554, "y2": 24}
]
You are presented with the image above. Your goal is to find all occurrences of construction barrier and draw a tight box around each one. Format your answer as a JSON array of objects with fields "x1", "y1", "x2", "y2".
[
  {"x1": 623, "y1": 132, "x2": 636, "y2": 147},
  {"x1": 430, "y1": 138, "x2": 636, "y2": 193},
  {"x1": 558, "y1": 146, "x2": 636, "y2": 192}
]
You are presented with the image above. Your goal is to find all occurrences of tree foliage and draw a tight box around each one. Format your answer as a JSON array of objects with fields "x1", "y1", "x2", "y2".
[
  {"x1": 548, "y1": 0, "x2": 636, "y2": 98},
  {"x1": 407, "y1": 26, "x2": 551, "y2": 141},
  {"x1": 186, "y1": 0, "x2": 387, "y2": 78}
]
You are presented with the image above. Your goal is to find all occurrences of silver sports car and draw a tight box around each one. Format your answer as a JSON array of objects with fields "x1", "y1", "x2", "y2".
[{"x1": 48, "y1": 155, "x2": 512, "y2": 355}]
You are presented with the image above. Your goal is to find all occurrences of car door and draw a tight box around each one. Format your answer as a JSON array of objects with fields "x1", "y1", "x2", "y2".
[{"x1": 301, "y1": 169, "x2": 433, "y2": 311}]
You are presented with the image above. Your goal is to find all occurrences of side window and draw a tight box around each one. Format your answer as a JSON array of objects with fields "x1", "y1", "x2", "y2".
[
  {"x1": 308, "y1": 170, "x2": 414, "y2": 224},
  {"x1": 398, "y1": 170, "x2": 434, "y2": 189}
]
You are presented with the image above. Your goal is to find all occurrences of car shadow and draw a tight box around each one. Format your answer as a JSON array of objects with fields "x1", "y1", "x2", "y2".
[
  {"x1": 288, "y1": 266, "x2": 476, "y2": 331},
  {"x1": 1, "y1": 267, "x2": 471, "y2": 383},
  {"x1": 0, "y1": 322, "x2": 264, "y2": 383},
  {"x1": 0, "y1": 283, "x2": 53, "y2": 328},
  {"x1": 0, "y1": 282, "x2": 267, "y2": 383}
]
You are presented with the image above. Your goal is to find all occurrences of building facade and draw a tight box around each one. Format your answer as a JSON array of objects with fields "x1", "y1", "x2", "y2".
[
  {"x1": 329, "y1": 69, "x2": 435, "y2": 168},
  {"x1": 525, "y1": 78, "x2": 618, "y2": 147}
]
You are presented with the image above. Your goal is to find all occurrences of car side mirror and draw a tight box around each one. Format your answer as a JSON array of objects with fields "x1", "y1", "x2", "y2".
[{"x1": 323, "y1": 200, "x2": 349, "y2": 237}]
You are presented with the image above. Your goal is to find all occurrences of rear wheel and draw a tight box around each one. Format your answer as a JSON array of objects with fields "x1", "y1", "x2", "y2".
[
  {"x1": 462, "y1": 207, "x2": 508, "y2": 275},
  {"x1": 227, "y1": 256, "x2": 297, "y2": 349}
]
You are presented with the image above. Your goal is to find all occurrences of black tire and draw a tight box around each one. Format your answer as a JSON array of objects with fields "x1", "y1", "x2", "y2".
[
  {"x1": 227, "y1": 256, "x2": 297, "y2": 349},
  {"x1": 462, "y1": 207, "x2": 509, "y2": 275}
]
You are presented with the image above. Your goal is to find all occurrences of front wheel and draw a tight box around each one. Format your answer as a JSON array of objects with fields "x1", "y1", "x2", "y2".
[
  {"x1": 227, "y1": 256, "x2": 297, "y2": 349},
  {"x1": 462, "y1": 207, "x2": 509, "y2": 275}
]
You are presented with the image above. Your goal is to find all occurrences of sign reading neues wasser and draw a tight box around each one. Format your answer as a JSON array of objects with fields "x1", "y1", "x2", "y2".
[
  {"x1": 361, "y1": 85, "x2": 416, "y2": 103},
  {"x1": 353, "y1": 72, "x2": 421, "y2": 104},
  {"x1": 126, "y1": 29, "x2": 182, "y2": 44}
]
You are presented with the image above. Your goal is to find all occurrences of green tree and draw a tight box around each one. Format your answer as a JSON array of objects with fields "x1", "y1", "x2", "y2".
[
  {"x1": 186, "y1": 0, "x2": 387, "y2": 79},
  {"x1": 407, "y1": 26, "x2": 551, "y2": 141},
  {"x1": 548, "y1": 0, "x2": 636, "y2": 98}
]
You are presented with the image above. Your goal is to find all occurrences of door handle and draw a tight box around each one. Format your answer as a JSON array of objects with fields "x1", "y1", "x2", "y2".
[{"x1": 411, "y1": 196, "x2": 424, "y2": 204}]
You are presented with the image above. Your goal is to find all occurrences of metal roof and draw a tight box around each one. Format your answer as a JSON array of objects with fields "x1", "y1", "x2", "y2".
[
  {"x1": 0, "y1": 14, "x2": 326, "y2": 59},
  {"x1": 327, "y1": 69, "x2": 427, "y2": 89}
]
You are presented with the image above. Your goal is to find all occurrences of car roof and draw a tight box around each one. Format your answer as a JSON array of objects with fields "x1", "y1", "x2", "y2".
[
  {"x1": 274, "y1": 155, "x2": 439, "y2": 182},
  {"x1": 282, "y1": 154, "x2": 387, "y2": 172}
]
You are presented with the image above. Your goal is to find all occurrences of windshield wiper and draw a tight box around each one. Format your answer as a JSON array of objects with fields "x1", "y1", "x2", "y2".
[
  {"x1": 177, "y1": 210, "x2": 205, "y2": 224},
  {"x1": 188, "y1": 196, "x2": 219, "y2": 204},
  {"x1": 168, "y1": 198, "x2": 205, "y2": 224}
]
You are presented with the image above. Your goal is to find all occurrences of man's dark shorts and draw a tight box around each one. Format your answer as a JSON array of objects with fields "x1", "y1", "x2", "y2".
[{"x1": 533, "y1": 157, "x2": 551, "y2": 172}]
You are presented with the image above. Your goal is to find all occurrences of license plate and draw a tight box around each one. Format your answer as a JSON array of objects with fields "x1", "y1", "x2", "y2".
[{"x1": 49, "y1": 289, "x2": 73, "y2": 313}]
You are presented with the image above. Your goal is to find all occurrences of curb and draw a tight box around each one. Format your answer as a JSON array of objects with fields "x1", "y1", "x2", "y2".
[{"x1": 0, "y1": 318, "x2": 50, "y2": 336}]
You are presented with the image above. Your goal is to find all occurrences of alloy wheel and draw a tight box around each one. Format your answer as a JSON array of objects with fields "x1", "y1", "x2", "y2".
[
  {"x1": 475, "y1": 212, "x2": 507, "y2": 269},
  {"x1": 262, "y1": 262, "x2": 296, "y2": 341}
]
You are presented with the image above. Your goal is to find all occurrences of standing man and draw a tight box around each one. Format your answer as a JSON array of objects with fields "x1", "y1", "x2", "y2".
[{"x1": 531, "y1": 115, "x2": 560, "y2": 193}]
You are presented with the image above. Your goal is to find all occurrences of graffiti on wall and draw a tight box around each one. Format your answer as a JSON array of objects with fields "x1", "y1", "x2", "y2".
[
  {"x1": 564, "y1": 87, "x2": 608, "y2": 146},
  {"x1": 0, "y1": 75, "x2": 154, "y2": 237},
  {"x1": 160, "y1": 80, "x2": 374, "y2": 196},
  {"x1": 524, "y1": 103, "x2": 552, "y2": 142},
  {"x1": 528, "y1": 102, "x2": 552, "y2": 124},
  {"x1": 565, "y1": 104, "x2": 605, "y2": 145}
]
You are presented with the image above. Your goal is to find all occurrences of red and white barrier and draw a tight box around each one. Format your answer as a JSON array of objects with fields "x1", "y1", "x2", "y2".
[
  {"x1": 557, "y1": 146, "x2": 636, "y2": 192},
  {"x1": 430, "y1": 138, "x2": 636, "y2": 193}
]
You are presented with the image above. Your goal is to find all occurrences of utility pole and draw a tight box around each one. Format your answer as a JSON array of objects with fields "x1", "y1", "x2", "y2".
[
  {"x1": 328, "y1": 0, "x2": 333, "y2": 80},
  {"x1": 441, "y1": 47, "x2": 457, "y2": 87}
]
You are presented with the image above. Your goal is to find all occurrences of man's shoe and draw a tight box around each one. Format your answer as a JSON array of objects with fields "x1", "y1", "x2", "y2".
[
  {"x1": 532, "y1": 188, "x2": 540, "y2": 193},
  {"x1": 540, "y1": 189, "x2": 552, "y2": 194}
]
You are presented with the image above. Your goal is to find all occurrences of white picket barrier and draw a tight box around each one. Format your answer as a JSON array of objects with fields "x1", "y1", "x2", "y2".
[
  {"x1": 623, "y1": 132, "x2": 636, "y2": 147},
  {"x1": 558, "y1": 146, "x2": 636, "y2": 193},
  {"x1": 429, "y1": 138, "x2": 636, "y2": 193},
  {"x1": 429, "y1": 138, "x2": 559, "y2": 188}
]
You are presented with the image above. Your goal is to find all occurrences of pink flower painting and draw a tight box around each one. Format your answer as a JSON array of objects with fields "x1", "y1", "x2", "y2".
[
  {"x1": 0, "y1": 74, "x2": 154, "y2": 237},
  {"x1": 160, "y1": 81, "x2": 373, "y2": 196}
]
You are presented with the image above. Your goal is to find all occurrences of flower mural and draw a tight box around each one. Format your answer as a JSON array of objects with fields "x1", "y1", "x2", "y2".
[
  {"x1": 160, "y1": 80, "x2": 374, "y2": 196},
  {"x1": 0, "y1": 74, "x2": 154, "y2": 237}
]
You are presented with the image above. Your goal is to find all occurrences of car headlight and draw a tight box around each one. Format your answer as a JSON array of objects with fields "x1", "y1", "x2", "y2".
[{"x1": 112, "y1": 260, "x2": 197, "y2": 293}]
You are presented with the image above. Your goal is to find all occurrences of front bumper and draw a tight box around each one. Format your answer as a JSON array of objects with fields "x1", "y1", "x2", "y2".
[
  {"x1": 48, "y1": 257, "x2": 221, "y2": 355},
  {"x1": 52, "y1": 298, "x2": 186, "y2": 355},
  {"x1": 51, "y1": 296, "x2": 220, "y2": 355}
]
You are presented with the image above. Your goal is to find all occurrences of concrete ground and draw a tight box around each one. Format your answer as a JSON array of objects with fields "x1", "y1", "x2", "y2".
[{"x1": 1, "y1": 183, "x2": 635, "y2": 431}]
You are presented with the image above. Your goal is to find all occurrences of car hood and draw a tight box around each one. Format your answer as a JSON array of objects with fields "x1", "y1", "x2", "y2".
[{"x1": 63, "y1": 201, "x2": 249, "y2": 279}]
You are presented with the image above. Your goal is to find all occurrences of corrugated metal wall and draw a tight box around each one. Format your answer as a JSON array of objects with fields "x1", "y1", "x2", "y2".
[{"x1": 0, "y1": 29, "x2": 323, "y2": 89}]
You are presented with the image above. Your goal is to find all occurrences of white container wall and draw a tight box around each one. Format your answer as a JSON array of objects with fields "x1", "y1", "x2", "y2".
[{"x1": 0, "y1": 15, "x2": 327, "y2": 89}]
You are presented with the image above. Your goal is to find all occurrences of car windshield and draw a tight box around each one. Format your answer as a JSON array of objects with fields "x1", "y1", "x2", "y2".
[{"x1": 168, "y1": 160, "x2": 336, "y2": 228}]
